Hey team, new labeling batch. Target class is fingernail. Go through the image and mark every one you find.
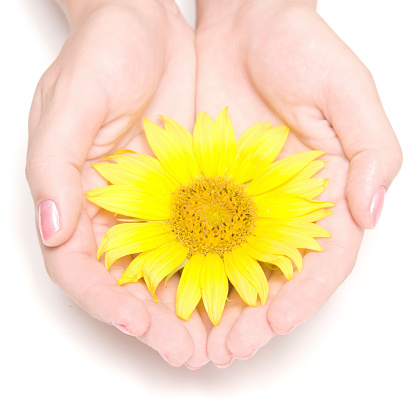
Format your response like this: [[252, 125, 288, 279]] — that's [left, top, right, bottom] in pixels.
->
[[214, 358, 234, 369], [111, 323, 136, 337], [234, 349, 258, 361], [273, 324, 297, 335], [38, 200, 60, 243], [160, 353, 183, 367], [370, 186, 386, 227], [185, 363, 201, 371]]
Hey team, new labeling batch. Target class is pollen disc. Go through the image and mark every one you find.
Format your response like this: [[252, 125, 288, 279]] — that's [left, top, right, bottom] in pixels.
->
[[169, 176, 257, 257]]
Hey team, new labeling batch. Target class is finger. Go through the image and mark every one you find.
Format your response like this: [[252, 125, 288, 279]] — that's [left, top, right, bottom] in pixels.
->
[[26, 71, 108, 247], [225, 271, 286, 360], [267, 201, 363, 333], [44, 209, 151, 337], [326, 60, 402, 229], [123, 281, 194, 367], [150, 275, 209, 369], [206, 289, 246, 367]]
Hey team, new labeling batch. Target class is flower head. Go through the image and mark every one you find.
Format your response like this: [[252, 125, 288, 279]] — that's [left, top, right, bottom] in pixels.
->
[[87, 109, 334, 325]]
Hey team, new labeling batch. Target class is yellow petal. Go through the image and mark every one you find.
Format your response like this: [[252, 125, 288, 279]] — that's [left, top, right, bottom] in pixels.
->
[[97, 222, 171, 260], [143, 241, 189, 295], [246, 151, 325, 196], [176, 254, 204, 321], [224, 251, 258, 306], [227, 124, 289, 183], [104, 232, 176, 269], [287, 160, 327, 182], [193, 108, 236, 177], [257, 218, 331, 238], [161, 115, 201, 179], [264, 178, 329, 200], [200, 253, 228, 326], [246, 236, 303, 271], [269, 256, 294, 280], [86, 184, 172, 220], [241, 241, 282, 263], [255, 194, 334, 219], [117, 250, 153, 285], [228, 247, 269, 305], [287, 209, 334, 223], [93, 161, 177, 193], [255, 222, 323, 251], [143, 117, 199, 185]]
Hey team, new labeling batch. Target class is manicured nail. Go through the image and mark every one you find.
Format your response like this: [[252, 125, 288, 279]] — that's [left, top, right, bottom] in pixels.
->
[[273, 324, 297, 335], [370, 186, 386, 227], [38, 200, 60, 243], [160, 353, 183, 367], [234, 349, 258, 361], [214, 358, 234, 369], [185, 363, 201, 371], [111, 323, 136, 337]]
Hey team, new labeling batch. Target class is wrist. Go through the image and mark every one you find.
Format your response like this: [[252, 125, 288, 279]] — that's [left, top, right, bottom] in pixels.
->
[[57, 0, 178, 28], [196, 0, 317, 27]]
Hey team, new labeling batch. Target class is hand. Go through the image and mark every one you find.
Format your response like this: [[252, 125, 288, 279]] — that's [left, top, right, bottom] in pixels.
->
[[26, 0, 208, 369], [195, 0, 402, 366]]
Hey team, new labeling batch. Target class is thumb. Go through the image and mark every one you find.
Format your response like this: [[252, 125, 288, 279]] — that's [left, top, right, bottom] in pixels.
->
[[327, 63, 402, 229], [26, 74, 108, 246]]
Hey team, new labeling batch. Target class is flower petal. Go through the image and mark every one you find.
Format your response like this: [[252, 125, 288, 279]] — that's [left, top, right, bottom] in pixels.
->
[[227, 124, 289, 183], [97, 222, 171, 260], [117, 250, 154, 285], [104, 232, 176, 269], [254, 194, 334, 219], [200, 253, 228, 326], [143, 241, 189, 296], [224, 251, 258, 306], [246, 151, 325, 196], [246, 236, 303, 271], [93, 161, 177, 193], [257, 219, 331, 238], [255, 221, 323, 251], [269, 256, 294, 280], [176, 254, 204, 321], [287, 209, 334, 223], [143, 117, 199, 185], [287, 160, 327, 182], [86, 184, 172, 220], [264, 178, 329, 200], [227, 247, 269, 305], [193, 108, 236, 177]]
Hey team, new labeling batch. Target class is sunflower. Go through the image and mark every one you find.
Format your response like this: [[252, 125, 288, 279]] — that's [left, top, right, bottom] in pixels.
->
[[86, 108, 334, 325]]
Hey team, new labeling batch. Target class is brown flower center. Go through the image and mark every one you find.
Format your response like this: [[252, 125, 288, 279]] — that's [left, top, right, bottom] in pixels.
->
[[168, 176, 257, 257]]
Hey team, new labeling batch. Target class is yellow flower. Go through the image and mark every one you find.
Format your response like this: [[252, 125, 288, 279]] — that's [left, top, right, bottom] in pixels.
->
[[87, 108, 334, 325]]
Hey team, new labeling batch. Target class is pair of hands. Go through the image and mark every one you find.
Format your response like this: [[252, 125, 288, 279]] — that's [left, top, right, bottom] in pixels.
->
[[26, 0, 402, 369]]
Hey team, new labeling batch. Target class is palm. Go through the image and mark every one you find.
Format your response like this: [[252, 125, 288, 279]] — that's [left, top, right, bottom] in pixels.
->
[[32, 5, 207, 368], [196, 4, 364, 363]]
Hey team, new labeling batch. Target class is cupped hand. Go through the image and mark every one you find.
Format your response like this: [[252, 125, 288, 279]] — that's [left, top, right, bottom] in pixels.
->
[[26, 0, 208, 369], [195, 0, 402, 366]]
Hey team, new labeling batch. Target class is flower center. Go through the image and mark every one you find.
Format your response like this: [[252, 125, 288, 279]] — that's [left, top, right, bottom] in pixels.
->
[[168, 176, 257, 257]]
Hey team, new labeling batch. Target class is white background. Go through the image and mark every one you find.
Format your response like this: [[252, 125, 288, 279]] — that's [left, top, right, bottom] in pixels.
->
[[1, 1, 416, 412]]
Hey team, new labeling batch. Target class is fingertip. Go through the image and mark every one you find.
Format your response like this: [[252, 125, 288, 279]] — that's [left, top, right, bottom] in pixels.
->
[[267, 278, 328, 334]]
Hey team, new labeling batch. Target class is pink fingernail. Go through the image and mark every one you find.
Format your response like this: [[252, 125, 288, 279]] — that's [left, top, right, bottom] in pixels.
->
[[185, 363, 201, 371], [160, 353, 183, 367], [214, 358, 234, 369], [38, 200, 60, 243], [111, 323, 136, 337], [273, 324, 297, 335], [370, 186, 386, 227], [234, 349, 258, 361]]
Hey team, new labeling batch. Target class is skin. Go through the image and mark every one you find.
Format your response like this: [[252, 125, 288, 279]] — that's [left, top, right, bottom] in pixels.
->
[[26, 0, 402, 368], [195, 0, 402, 365], [26, 0, 209, 369]]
